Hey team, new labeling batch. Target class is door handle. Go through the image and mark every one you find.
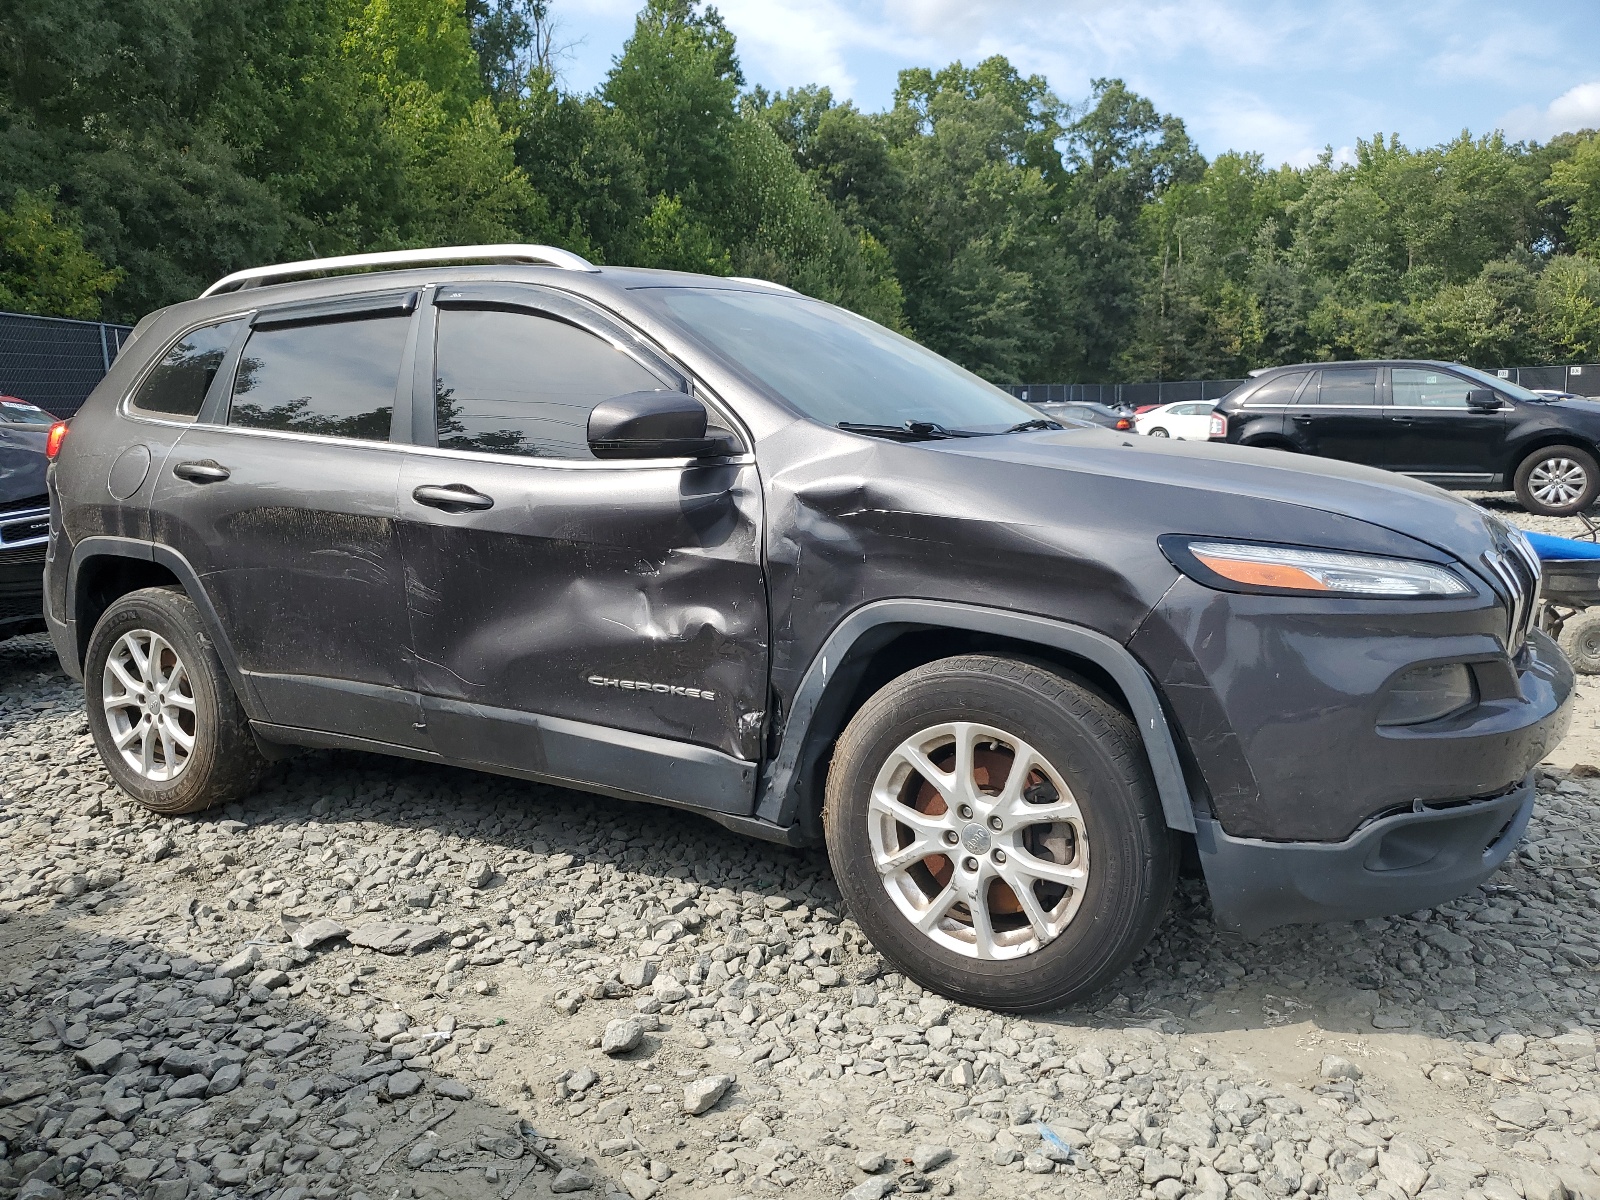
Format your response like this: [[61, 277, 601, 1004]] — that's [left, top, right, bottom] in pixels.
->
[[173, 460, 230, 484], [1389, 417, 1414, 425], [1291, 415, 1313, 424], [413, 484, 494, 512]]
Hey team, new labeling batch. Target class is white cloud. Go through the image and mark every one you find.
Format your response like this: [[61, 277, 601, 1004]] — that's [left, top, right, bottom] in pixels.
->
[[1501, 79, 1600, 141]]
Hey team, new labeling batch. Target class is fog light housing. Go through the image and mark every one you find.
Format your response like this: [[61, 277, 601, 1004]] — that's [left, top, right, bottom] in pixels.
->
[[1377, 664, 1476, 727]]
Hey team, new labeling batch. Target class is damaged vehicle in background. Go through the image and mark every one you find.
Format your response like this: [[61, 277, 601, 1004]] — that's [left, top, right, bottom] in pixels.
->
[[0, 396, 56, 640], [44, 246, 1571, 1012]]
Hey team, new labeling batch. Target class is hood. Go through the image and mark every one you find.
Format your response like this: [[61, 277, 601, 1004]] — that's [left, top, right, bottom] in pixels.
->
[[927, 427, 1505, 569]]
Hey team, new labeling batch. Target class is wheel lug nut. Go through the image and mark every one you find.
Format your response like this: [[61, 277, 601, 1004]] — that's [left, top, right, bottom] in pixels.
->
[[957, 805, 973, 820], [992, 849, 1007, 864], [963, 857, 978, 872], [987, 815, 1002, 831], [943, 830, 959, 845]]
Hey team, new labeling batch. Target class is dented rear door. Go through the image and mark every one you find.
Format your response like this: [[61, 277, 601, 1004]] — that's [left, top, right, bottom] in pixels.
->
[[149, 299, 423, 747], [394, 286, 769, 784]]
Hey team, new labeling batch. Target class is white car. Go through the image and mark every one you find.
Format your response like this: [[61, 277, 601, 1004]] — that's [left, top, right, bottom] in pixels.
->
[[1135, 400, 1215, 439]]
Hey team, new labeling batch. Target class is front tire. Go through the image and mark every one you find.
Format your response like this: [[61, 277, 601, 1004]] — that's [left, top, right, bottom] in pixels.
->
[[1147, 427, 1169, 438], [823, 655, 1177, 1012], [85, 586, 267, 815], [1515, 445, 1599, 516]]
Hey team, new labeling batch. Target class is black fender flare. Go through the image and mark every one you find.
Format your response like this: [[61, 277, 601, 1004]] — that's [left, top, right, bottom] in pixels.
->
[[63, 535, 262, 716], [753, 598, 1196, 834]]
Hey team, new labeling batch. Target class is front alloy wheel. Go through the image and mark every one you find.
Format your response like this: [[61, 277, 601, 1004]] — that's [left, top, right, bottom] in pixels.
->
[[1515, 445, 1600, 517], [825, 654, 1176, 1012], [868, 721, 1088, 960], [1530, 458, 1587, 507]]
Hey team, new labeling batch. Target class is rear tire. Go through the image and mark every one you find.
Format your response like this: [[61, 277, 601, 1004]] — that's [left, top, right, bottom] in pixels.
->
[[823, 654, 1177, 1012], [84, 586, 267, 815], [1515, 445, 1599, 516], [1559, 609, 1600, 674]]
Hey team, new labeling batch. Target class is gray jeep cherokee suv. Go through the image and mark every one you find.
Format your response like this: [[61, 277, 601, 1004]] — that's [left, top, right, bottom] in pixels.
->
[[44, 245, 1572, 1011]]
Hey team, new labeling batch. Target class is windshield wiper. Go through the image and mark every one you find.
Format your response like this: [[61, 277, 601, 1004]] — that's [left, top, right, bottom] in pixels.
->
[[1004, 418, 1062, 433], [837, 420, 982, 442]]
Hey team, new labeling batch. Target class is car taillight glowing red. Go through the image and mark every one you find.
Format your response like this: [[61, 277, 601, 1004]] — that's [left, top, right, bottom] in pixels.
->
[[1208, 412, 1226, 439], [45, 421, 68, 460], [1115, 418, 1132, 431]]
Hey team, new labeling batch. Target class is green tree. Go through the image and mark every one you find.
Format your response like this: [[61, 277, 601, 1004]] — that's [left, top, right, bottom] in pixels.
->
[[602, 0, 742, 208], [1549, 133, 1600, 255], [0, 190, 121, 318]]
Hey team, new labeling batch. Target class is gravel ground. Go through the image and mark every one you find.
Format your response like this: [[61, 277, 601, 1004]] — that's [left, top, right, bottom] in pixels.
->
[[5, 499, 1600, 1200]]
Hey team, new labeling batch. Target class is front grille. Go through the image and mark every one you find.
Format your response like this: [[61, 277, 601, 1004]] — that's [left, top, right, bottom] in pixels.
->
[[1482, 524, 1541, 653], [0, 493, 48, 515], [0, 505, 49, 551]]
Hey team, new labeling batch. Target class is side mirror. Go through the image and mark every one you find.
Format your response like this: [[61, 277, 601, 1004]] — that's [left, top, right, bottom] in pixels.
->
[[588, 390, 726, 459], [1466, 388, 1501, 412]]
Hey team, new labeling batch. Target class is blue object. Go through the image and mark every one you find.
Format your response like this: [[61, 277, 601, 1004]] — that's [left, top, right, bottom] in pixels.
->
[[1524, 531, 1600, 562], [1036, 1124, 1075, 1160]]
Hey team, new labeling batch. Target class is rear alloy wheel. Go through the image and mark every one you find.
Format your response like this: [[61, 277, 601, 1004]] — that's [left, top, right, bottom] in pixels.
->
[[1147, 427, 1170, 438], [102, 628, 196, 782], [1515, 445, 1600, 516], [824, 655, 1176, 1011], [85, 586, 267, 815], [1559, 609, 1600, 674]]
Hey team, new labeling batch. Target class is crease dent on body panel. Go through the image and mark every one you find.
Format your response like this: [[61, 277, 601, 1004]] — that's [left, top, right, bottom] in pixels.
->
[[410, 652, 482, 691]]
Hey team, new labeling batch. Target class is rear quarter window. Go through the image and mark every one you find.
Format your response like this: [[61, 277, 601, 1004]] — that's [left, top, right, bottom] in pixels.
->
[[129, 320, 245, 420], [1240, 372, 1307, 406]]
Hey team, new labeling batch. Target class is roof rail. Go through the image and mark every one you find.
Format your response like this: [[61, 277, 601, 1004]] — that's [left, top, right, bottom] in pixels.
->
[[200, 244, 600, 298], [728, 276, 800, 295]]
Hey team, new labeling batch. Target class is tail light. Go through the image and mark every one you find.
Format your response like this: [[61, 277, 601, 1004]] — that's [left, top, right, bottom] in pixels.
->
[[45, 421, 68, 460], [1115, 417, 1133, 431], [1208, 412, 1227, 439]]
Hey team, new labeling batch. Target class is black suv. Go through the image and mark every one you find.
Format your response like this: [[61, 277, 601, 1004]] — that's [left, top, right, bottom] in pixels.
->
[[1213, 359, 1600, 516], [44, 247, 1572, 1011], [1, 396, 56, 639]]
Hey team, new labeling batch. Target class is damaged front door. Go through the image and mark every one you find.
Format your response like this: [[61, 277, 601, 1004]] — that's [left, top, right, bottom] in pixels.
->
[[395, 286, 768, 813]]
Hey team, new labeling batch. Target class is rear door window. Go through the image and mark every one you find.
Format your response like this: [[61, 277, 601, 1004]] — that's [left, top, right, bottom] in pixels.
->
[[130, 320, 244, 420], [1242, 373, 1307, 406], [1317, 368, 1380, 406], [1392, 368, 1474, 409], [431, 307, 670, 459], [228, 317, 409, 441]]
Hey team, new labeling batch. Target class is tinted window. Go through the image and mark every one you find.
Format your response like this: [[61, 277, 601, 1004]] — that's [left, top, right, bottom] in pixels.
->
[[130, 320, 243, 419], [1243, 372, 1306, 406], [1317, 368, 1380, 406], [1392, 368, 1473, 409], [433, 308, 667, 459], [229, 317, 408, 441], [641, 287, 1041, 433]]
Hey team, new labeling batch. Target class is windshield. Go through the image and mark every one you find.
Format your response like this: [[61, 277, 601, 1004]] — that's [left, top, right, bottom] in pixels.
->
[[639, 287, 1043, 433], [1450, 365, 1543, 403], [0, 398, 53, 426]]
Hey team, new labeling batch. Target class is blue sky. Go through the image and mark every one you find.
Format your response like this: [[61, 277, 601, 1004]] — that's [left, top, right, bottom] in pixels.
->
[[550, 0, 1600, 168]]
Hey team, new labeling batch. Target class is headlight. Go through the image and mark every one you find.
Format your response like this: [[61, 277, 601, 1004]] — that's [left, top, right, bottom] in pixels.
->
[[1161, 537, 1474, 598], [1377, 663, 1476, 726]]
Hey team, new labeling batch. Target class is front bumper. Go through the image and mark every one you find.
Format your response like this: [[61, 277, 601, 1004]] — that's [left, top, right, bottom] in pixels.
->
[[1198, 773, 1534, 937]]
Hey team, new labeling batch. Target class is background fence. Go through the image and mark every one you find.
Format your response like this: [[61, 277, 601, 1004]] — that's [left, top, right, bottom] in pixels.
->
[[0, 311, 135, 418], [1003, 363, 1600, 408]]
